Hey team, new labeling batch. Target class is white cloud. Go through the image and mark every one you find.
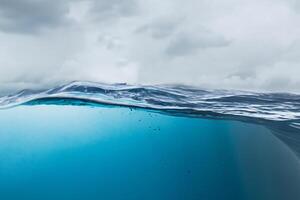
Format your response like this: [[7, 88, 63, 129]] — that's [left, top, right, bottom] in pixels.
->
[[0, 0, 300, 94]]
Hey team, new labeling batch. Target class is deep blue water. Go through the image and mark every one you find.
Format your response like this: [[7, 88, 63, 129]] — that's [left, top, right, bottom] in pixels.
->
[[0, 82, 300, 200]]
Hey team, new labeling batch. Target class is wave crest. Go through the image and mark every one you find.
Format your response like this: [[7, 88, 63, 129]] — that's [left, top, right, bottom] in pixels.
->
[[1, 81, 300, 123]]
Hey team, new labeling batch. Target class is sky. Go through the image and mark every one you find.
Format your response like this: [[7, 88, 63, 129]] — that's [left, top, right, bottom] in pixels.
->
[[0, 0, 300, 94]]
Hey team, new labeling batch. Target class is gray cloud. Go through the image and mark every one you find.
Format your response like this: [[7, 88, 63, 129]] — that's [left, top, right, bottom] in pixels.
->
[[90, 0, 138, 21], [0, 0, 71, 33], [135, 18, 181, 39], [165, 31, 231, 57], [0, 0, 300, 94]]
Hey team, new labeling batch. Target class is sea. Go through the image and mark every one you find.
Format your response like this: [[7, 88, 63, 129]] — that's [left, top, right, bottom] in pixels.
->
[[0, 81, 300, 200]]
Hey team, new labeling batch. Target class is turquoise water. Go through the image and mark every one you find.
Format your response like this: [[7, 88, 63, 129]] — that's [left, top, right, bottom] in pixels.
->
[[0, 105, 300, 200]]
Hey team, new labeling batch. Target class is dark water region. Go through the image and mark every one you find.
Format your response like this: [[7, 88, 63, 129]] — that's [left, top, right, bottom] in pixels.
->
[[0, 105, 300, 200]]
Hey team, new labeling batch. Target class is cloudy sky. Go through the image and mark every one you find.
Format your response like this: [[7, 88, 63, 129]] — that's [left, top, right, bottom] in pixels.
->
[[0, 0, 300, 94]]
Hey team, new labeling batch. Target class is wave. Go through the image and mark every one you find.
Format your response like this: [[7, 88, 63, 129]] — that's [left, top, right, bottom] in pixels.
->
[[1, 81, 300, 156], [1, 81, 300, 123]]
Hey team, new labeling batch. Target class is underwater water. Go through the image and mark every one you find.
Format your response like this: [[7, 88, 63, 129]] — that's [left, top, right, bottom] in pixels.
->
[[0, 81, 300, 200]]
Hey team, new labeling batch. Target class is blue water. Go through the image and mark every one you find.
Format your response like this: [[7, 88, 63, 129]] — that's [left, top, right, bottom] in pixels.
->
[[0, 82, 300, 200]]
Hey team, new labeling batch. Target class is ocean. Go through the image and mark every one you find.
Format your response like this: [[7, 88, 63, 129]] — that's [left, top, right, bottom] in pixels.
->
[[0, 81, 300, 200]]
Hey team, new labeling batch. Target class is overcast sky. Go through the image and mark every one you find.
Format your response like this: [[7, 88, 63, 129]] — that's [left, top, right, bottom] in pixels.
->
[[0, 0, 300, 94]]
